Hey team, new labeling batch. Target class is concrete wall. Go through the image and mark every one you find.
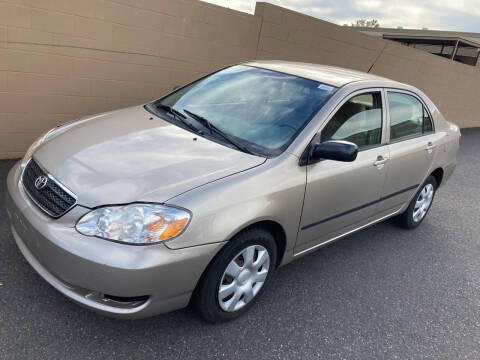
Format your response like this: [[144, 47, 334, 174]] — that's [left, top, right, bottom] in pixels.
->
[[0, 0, 478, 158], [0, 0, 260, 158]]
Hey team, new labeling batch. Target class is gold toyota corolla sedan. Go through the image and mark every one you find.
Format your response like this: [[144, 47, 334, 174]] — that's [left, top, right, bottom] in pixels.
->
[[6, 61, 460, 322]]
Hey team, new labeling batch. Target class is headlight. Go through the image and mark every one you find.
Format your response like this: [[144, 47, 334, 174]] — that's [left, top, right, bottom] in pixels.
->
[[75, 204, 191, 245]]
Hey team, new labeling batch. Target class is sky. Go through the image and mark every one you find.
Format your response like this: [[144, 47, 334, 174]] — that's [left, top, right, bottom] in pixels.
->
[[201, 0, 480, 32]]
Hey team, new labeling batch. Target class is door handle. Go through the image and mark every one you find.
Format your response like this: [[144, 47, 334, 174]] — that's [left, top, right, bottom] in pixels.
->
[[373, 155, 388, 169], [426, 142, 436, 154]]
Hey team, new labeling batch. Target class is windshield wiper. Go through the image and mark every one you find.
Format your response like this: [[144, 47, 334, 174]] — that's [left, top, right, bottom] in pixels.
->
[[183, 109, 252, 154], [156, 104, 202, 134]]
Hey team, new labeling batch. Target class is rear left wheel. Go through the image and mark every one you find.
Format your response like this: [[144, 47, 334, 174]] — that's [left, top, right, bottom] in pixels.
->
[[193, 227, 277, 323], [395, 175, 437, 229]]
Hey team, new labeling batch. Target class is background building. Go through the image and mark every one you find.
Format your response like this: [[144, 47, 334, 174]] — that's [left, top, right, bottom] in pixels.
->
[[358, 27, 480, 67]]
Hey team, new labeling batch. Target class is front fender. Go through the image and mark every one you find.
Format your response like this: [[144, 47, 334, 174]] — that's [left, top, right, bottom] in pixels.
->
[[164, 155, 306, 265]]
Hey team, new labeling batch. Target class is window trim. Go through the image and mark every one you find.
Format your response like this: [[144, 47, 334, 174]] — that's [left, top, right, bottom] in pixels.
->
[[384, 88, 436, 144], [422, 106, 434, 134], [317, 88, 387, 152]]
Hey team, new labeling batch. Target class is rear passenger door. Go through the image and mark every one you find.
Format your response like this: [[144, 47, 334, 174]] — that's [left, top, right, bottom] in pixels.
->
[[376, 90, 438, 214]]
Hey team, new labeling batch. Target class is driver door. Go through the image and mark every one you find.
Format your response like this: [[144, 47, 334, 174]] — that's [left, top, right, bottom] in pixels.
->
[[295, 89, 389, 254]]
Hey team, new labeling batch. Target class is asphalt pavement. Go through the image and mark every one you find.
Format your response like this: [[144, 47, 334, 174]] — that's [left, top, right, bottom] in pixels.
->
[[1, 129, 479, 359]]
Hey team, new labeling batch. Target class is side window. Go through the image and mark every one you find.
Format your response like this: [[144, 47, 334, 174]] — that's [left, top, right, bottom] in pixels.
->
[[321, 92, 382, 149], [388, 92, 433, 141]]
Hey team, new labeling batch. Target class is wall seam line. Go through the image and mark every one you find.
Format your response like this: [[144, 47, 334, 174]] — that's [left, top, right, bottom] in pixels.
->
[[254, 11, 265, 60], [5, 41, 197, 64], [367, 41, 388, 73]]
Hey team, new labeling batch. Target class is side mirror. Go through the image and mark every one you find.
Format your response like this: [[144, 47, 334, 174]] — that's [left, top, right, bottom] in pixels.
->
[[301, 140, 358, 165]]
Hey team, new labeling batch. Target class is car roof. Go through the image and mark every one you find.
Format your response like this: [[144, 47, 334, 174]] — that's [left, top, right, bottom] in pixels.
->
[[244, 60, 397, 88]]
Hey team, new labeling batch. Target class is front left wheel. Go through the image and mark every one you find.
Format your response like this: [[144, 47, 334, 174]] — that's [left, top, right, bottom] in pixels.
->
[[193, 227, 277, 323]]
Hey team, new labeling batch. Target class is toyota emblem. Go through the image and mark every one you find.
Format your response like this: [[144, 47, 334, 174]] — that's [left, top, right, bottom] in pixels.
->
[[34, 175, 49, 190]]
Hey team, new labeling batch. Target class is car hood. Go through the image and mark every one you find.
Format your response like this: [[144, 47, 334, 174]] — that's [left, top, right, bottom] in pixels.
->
[[33, 106, 266, 208]]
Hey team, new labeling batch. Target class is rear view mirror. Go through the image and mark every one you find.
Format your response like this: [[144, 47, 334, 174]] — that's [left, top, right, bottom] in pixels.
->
[[302, 140, 358, 165]]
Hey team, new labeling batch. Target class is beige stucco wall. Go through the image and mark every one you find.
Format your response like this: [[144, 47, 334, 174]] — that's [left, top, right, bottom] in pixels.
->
[[0, 0, 477, 158], [0, 0, 261, 158]]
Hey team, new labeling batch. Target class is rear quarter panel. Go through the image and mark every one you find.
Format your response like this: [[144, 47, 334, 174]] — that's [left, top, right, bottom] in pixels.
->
[[423, 95, 460, 187]]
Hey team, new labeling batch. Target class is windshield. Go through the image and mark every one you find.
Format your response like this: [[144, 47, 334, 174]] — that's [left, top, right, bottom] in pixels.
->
[[149, 65, 337, 157]]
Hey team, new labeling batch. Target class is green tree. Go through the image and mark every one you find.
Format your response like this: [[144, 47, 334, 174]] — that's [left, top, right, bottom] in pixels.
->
[[351, 19, 380, 28]]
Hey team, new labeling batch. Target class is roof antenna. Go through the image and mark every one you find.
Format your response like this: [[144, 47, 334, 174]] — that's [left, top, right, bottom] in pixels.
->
[[367, 63, 374, 73]]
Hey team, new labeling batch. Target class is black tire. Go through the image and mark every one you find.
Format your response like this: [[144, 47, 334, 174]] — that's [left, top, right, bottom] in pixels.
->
[[395, 175, 437, 229], [193, 226, 277, 323]]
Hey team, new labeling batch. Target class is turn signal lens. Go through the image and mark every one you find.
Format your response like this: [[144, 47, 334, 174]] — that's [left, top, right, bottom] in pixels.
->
[[159, 218, 189, 240]]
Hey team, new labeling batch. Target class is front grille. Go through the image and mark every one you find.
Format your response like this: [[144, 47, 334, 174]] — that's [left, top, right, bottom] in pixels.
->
[[22, 159, 77, 218]]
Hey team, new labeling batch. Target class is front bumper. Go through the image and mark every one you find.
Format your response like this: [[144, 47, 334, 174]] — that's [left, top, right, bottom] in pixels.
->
[[6, 162, 225, 319]]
